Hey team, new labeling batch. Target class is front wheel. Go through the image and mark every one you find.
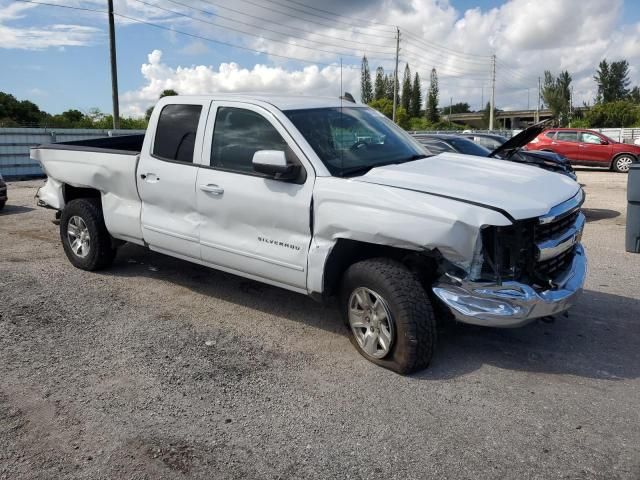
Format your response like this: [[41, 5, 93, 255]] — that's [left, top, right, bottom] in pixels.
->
[[341, 258, 436, 374], [612, 154, 634, 173], [60, 198, 116, 271]]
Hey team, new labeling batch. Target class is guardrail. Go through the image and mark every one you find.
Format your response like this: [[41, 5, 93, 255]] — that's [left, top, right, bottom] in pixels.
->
[[0, 128, 145, 178]]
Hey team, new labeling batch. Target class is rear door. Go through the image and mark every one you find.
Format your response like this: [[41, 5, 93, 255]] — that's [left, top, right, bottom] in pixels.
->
[[195, 102, 314, 291], [552, 130, 581, 161], [137, 100, 209, 258], [578, 131, 612, 165]]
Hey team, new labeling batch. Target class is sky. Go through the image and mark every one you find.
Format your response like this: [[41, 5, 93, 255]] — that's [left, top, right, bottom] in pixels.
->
[[1, 0, 640, 118]]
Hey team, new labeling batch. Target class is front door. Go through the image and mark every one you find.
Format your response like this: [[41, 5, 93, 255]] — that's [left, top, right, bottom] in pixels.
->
[[196, 102, 314, 291], [578, 131, 612, 166], [137, 101, 209, 258]]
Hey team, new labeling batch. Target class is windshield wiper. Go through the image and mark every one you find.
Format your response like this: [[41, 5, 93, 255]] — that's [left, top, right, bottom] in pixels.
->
[[339, 154, 429, 177]]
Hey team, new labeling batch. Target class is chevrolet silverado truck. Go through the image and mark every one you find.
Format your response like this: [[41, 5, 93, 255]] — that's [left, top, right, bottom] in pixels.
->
[[32, 95, 587, 373]]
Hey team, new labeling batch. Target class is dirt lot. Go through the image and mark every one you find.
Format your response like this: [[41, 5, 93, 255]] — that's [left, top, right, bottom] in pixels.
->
[[1, 170, 639, 479]]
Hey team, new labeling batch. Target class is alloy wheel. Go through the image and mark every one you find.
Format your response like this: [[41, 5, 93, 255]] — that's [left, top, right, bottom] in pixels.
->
[[67, 215, 91, 258], [348, 287, 395, 359]]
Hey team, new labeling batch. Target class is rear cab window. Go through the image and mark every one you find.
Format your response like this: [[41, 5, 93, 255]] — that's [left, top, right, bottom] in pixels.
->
[[153, 104, 203, 163]]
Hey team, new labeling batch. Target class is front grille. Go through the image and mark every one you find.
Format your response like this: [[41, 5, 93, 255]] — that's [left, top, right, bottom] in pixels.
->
[[536, 245, 575, 279], [480, 205, 582, 288], [535, 209, 579, 243]]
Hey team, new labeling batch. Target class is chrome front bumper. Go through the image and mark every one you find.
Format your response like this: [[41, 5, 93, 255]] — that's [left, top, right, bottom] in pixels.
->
[[432, 244, 587, 328]]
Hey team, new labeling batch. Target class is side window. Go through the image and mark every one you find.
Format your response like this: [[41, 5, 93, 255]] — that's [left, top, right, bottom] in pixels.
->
[[556, 131, 578, 142], [211, 107, 288, 174], [419, 140, 454, 154], [545, 131, 556, 139], [153, 104, 202, 163], [581, 132, 602, 144]]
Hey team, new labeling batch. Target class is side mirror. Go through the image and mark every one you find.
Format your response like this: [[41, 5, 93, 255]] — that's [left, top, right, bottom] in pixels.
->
[[252, 150, 299, 180]]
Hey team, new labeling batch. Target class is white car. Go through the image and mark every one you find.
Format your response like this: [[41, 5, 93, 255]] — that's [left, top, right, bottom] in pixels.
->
[[32, 95, 586, 373]]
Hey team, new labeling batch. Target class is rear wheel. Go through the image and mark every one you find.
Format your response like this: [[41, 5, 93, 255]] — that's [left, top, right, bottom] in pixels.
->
[[60, 198, 116, 271], [612, 154, 634, 173], [341, 258, 436, 374], [0, 200, 5, 211]]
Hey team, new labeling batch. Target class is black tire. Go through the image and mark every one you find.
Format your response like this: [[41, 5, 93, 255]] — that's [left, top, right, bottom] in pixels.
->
[[340, 258, 436, 374], [60, 198, 116, 271], [612, 154, 635, 173], [0, 200, 5, 211]]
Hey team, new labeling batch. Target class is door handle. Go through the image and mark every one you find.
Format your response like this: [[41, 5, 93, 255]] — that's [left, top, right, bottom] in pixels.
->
[[199, 184, 224, 195], [141, 173, 160, 182]]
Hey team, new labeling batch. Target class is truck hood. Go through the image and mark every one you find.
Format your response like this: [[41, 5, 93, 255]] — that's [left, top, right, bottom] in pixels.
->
[[353, 153, 581, 221]]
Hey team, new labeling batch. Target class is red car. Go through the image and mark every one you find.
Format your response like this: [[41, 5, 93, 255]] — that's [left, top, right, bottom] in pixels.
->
[[526, 128, 640, 173]]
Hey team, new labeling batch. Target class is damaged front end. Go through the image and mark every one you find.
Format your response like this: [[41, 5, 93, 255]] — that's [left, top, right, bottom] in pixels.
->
[[432, 191, 587, 327]]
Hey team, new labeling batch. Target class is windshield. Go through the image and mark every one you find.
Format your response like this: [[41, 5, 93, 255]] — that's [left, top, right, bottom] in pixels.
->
[[284, 107, 431, 176], [446, 137, 491, 156]]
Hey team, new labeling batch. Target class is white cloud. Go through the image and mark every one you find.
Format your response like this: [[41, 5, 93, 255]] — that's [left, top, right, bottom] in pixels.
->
[[6, 0, 640, 112], [121, 49, 359, 117]]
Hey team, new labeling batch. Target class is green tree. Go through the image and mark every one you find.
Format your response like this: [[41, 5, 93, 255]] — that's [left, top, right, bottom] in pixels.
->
[[584, 100, 640, 127], [594, 59, 630, 103], [426, 68, 439, 123], [0, 92, 47, 125], [396, 106, 410, 130], [160, 89, 179, 98], [446, 102, 471, 114], [373, 66, 386, 100], [628, 86, 640, 104], [360, 56, 373, 104], [542, 70, 572, 125], [368, 98, 394, 119], [410, 72, 422, 117], [400, 63, 412, 113]]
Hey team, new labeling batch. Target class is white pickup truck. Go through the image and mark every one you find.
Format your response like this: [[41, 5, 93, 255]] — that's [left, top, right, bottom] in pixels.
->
[[32, 95, 586, 373]]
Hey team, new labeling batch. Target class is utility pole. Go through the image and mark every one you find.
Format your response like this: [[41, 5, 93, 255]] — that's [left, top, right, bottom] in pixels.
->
[[536, 76, 541, 123], [489, 54, 496, 130], [481, 86, 484, 111], [527, 88, 530, 110], [392, 27, 400, 123], [569, 86, 574, 127], [107, 0, 120, 130], [449, 96, 453, 126]]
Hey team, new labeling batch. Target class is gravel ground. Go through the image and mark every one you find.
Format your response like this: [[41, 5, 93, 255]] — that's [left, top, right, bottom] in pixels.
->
[[1, 170, 639, 480]]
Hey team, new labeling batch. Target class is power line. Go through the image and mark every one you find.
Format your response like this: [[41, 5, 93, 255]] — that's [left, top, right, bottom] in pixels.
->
[[276, 0, 395, 30], [131, 0, 395, 60], [16, 0, 395, 70], [15, 0, 106, 14], [402, 43, 491, 68], [399, 54, 491, 80], [274, 0, 495, 68], [157, 0, 396, 55], [165, 0, 395, 50], [116, 11, 378, 68], [202, 0, 396, 39], [402, 30, 492, 60], [240, 0, 396, 34]]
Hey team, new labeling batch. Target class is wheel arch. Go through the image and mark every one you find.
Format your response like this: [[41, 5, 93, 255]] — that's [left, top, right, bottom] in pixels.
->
[[611, 151, 638, 169], [62, 184, 101, 204], [320, 238, 439, 298]]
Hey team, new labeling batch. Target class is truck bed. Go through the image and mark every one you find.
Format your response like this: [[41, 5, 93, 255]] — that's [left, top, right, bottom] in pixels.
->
[[32, 135, 145, 245], [37, 134, 145, 155]]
